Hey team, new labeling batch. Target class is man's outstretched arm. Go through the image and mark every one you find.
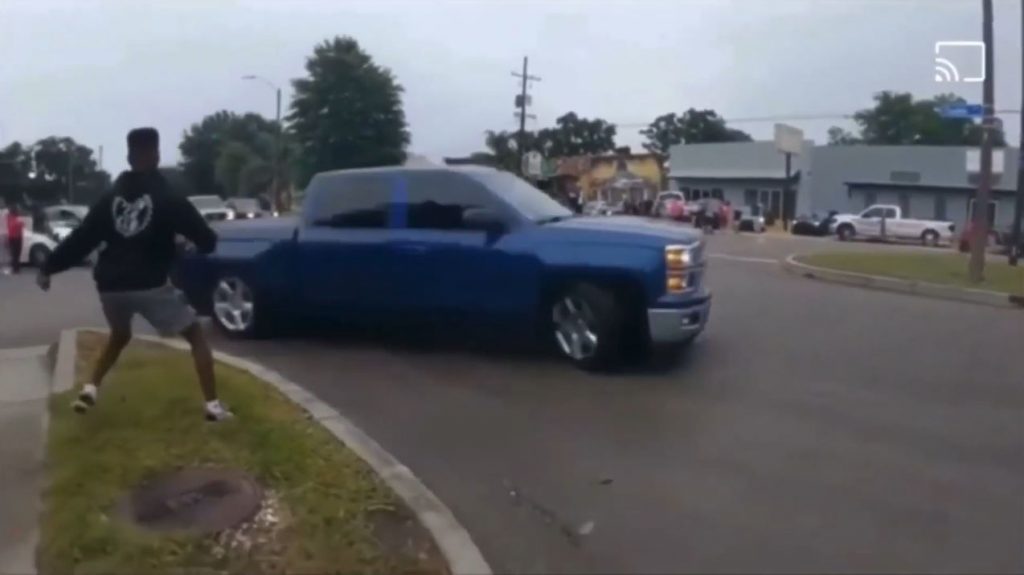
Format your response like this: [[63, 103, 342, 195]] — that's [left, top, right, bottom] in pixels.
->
[[40, 200, 106, 278]]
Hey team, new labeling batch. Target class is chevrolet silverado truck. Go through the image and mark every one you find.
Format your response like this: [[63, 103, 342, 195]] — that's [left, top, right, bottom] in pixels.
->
[[832, 204, 955, 247], [174, 166, 711, 370]]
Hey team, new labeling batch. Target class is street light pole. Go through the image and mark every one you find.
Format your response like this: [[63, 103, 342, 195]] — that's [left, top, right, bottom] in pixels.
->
[[969, 0, 996, 282], [1010, 0, 1024, 266], [243, 75, 284, 212]]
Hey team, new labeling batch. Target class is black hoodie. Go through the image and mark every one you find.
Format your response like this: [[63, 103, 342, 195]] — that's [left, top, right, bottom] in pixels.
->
[[43, 170, 217, 293]]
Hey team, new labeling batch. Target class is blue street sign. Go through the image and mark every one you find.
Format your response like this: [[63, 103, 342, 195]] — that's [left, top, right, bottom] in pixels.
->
[[937, 103, 984, 119]]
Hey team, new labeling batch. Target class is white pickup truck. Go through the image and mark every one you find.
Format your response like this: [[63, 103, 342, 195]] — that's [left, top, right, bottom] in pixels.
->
[[831, 204, 955, 247]]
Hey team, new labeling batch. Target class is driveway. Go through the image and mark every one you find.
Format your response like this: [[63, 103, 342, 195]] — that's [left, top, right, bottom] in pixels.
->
[[2, 236, 1022, 573]]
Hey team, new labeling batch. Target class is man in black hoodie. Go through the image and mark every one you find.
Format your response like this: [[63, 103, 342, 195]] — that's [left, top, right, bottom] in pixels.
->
[[37, 128, 233, 421]]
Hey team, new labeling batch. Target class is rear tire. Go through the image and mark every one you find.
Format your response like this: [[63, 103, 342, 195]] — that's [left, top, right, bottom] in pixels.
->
[[550, 283, 626, 371], [28, 244, 50, 268], [836, 224, 854, 241]]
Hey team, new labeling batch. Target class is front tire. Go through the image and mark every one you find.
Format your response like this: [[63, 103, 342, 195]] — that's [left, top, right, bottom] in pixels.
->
[[210, 276, 267, 338], [551, 283, 626, 371], [28, 244, 50, 268], [836, 224, 855, 241]]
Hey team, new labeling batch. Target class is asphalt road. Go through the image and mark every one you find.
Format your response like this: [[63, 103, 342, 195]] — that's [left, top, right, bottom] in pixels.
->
[[2, 233, 1022, 573]]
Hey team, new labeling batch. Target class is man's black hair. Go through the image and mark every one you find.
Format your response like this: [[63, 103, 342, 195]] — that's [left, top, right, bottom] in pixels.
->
[[127, 127, 159, 153]]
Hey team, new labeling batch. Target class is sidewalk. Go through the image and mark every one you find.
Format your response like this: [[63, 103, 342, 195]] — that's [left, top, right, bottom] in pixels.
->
[[0, 346, 51, 575]]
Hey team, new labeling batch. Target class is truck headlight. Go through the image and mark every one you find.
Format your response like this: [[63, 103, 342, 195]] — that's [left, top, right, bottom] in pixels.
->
[[665, 245, 691, 269], [226, 211, 236, 220]]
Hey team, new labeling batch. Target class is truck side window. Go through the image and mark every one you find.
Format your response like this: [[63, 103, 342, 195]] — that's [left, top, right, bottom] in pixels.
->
[[883, 207, 898, 219], [311, 175, 389, 229], [861, 207, 884, 218], [405, 173, 492, 231]]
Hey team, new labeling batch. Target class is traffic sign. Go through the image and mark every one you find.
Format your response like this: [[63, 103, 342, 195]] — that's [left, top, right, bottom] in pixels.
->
[[938, 103, 984, 119]]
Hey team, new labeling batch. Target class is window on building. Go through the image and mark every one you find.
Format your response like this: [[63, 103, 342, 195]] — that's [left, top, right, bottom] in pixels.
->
[[711, 188, 724, 200], [863, 191, 877, 209], [968, 199, 998, 227], [744, 189, 757, 206], [898, 193, 911, 217], [934, 195, 947, 220], [890, 171, 921, 183], [679, 187, 690, 200]]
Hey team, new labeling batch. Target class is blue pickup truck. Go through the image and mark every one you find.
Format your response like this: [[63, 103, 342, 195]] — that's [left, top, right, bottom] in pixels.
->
[[174, 166, 710, 370]]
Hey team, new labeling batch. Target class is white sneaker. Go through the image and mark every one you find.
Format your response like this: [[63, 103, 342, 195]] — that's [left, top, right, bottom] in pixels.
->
[[72, 384, 98, 414], [205, 403, 234, 422]]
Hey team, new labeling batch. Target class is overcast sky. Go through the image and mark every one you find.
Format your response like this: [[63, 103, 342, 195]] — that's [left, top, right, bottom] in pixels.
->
[[1, 0, 1021, 174]]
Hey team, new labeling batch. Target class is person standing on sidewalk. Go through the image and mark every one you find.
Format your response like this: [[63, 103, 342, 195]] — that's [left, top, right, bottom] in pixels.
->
[[35, 127, 233, 422], [5, 205, 25, 274]]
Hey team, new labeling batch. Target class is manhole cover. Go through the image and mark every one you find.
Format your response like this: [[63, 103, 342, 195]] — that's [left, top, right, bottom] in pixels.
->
[[118, 468, 263, 534]]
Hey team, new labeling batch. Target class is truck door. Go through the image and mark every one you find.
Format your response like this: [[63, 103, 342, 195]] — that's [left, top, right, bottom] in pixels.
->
[[855, 206, 886, 237], [384, 171, 540, 331], [295, 174, 402, 323]]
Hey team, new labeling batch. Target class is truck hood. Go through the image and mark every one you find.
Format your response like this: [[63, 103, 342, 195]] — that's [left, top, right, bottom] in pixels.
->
[[538, 215, 703, 247]]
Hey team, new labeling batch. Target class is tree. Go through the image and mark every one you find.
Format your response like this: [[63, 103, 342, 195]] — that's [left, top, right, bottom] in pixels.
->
[[483, 130, 526, 172], [0, 137, 110, 205], [288, 36, 410, 186], [537, 112, 617, 157], [850, 91, 1005, 146], [640, 109, 752, 154], [826, 126, 860, 146], [179, 111, 281, 197]]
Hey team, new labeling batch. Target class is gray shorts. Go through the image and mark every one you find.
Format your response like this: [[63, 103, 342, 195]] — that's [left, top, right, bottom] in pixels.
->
[[99, 285, 197, 337]]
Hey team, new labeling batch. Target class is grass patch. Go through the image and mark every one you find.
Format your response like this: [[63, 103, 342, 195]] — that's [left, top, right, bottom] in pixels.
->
[[798, 251, 1024, 296], [40, 331, 447, 575]]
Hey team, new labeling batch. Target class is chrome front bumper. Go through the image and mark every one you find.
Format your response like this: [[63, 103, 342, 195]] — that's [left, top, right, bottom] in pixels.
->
[[647, 294, 712, 344]]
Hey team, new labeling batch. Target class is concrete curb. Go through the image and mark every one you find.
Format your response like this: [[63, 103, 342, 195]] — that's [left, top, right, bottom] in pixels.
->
[[781, 254, 1024, 309], [54, 328, 492, 575]]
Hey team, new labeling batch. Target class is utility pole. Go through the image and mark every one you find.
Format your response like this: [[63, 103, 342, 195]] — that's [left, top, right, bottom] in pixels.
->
[[511, 57, 540, 175], [67, 145, 74, 204], [273, 86, 282, 212], [1009, 0, 1024, 266], [969, 0, 996, 282]]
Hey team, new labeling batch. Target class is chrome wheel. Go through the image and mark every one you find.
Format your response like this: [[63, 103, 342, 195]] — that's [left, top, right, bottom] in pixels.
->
[[552, 296, 599, 361], [212, 278, 254, 333]]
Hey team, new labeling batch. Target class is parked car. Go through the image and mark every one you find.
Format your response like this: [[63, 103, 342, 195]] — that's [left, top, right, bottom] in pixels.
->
[[654, 191, 685, 219], [0, 211, 59, 268], [188, 195, 236, 222], [226, 197, 271, 219], [957, 220, 1011, 253], [790, 211, 838, 237], [44, 205, 90, 242], [583, 200, 619, 217], [831, 204, 955, 246], [174, 166, 712, 370], [734, 203, 767, 233]]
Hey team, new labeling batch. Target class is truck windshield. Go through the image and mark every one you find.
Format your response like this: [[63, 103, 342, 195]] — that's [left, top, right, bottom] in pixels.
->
[[469, 171, 573, 223]]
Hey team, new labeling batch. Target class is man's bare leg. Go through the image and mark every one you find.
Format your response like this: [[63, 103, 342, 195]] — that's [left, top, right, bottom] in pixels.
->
[[74, 329, 131, 413], [180, 322, 216, 402], [90, 329, 132, 387]]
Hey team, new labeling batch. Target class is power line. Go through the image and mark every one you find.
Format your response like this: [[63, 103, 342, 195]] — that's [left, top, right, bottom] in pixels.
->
[[612, 109, 1024, 130]]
